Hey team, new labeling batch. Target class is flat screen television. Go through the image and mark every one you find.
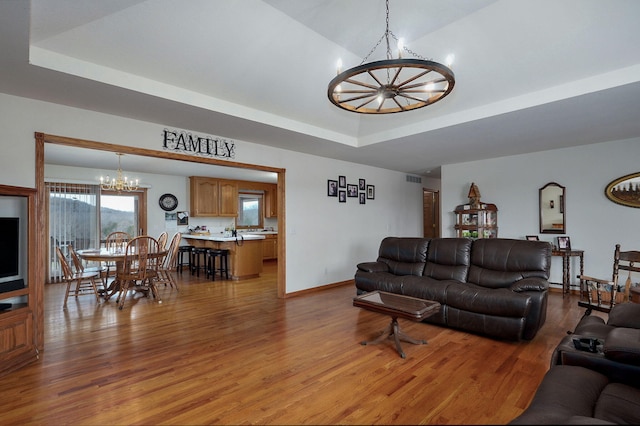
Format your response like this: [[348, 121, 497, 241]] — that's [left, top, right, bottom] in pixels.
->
[[0, 217, 19, 279]]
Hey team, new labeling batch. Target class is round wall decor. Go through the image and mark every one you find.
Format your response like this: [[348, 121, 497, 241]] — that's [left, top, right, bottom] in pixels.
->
[[159, 193, 178, 211]]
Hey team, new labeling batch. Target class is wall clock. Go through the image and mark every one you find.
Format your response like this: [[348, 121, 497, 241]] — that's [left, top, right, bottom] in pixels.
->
[[159, 193, 178, 211]]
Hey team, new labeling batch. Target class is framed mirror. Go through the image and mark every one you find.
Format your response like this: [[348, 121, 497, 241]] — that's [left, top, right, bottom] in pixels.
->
[[605, 171, 640, 208], [539, 182, 565, 234]]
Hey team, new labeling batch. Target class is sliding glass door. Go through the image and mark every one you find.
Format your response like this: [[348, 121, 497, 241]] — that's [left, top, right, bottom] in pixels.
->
[[46, 184, 147, 282]]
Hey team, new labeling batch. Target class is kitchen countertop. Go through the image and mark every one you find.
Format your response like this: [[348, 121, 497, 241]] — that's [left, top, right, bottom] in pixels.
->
[[182, 233, 266, 242]]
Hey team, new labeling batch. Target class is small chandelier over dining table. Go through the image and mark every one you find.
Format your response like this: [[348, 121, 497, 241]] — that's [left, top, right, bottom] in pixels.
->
[[100, 153, 139, 192], [327, 0, 455, 114]]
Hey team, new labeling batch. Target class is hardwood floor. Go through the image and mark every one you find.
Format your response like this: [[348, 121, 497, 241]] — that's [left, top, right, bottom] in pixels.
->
[[0, 263, 604, 425]]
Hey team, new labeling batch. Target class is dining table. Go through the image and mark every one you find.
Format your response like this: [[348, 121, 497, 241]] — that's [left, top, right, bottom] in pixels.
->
[[77, 247, 168, 300]]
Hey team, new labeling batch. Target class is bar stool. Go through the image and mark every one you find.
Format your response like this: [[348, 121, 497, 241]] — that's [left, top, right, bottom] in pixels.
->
[[190, 247, 210, 277], [207, 248, 230, 280], [177, 245, 193, 274]]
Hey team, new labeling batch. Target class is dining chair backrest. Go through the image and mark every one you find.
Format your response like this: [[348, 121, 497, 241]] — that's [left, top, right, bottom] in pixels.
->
[[68, 244, 83, 273], [56, 246, 75, 280], [106, 231, 131, 254], [157, 231, 168, 251], [163, 232, 182, 269], [122, 235, 161, 281]]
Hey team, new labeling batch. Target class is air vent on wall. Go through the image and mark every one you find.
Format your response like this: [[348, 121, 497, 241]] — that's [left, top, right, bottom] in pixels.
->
[[406, 175, 422, 183]]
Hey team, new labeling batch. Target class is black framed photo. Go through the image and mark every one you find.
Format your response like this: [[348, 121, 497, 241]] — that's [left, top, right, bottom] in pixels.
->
[[359, 179, 366, 190], [339, 190, 346, 202], [177, 211, 189, 226], [347, 184, 358, 197], [338, 175, 346, 188], [526, 235, 539, 241], [557, 236, 571, 250], [359, 193, 366, 204], [327, 179, 338, 197], [366, 185, 375, 200]]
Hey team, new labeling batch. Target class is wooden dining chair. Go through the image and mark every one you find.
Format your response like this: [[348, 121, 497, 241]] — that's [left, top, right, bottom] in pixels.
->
[[155, 232, 181, 290], [68, 244, 108, 289], [104, 231, 131, 280], [157, 231, 168, 251], [116, 235, 162, 310], [56, 246, 101, 309]]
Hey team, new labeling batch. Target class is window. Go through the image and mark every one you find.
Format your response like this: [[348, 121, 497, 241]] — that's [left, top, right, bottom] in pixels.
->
[[237, 192, 263, 229], [100, 192, 140, 240]]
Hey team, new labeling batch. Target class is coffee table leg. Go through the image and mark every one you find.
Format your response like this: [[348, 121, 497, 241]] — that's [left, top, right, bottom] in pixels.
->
[[361, 320, 394, 346], [361, 316, 427, 359]]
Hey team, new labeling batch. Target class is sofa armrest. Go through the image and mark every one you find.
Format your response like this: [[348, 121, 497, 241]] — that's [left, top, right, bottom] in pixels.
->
[[510, 277, 549, 292], [356, 261, 389, 273], [607, 303, 640, 329], [604, 328, 640, 366]]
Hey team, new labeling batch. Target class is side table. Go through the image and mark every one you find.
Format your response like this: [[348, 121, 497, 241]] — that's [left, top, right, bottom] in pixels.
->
[[552, 249, 584, 296]]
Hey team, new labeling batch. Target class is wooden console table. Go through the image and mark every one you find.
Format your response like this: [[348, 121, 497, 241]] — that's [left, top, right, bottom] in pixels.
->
[[552, 249, 584, 296]]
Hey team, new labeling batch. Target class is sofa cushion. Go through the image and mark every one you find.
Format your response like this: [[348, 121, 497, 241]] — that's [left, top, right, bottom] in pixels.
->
[[468, 239, 551, 289], [445, 283, 532, 317], [377, 237, 429, 276], [573, 315, 612, 339], [603, 327, 640, 366], [509, 365, 610, 425], [594, 382, 640, 424], [607, 302, 640, 328], [423, 238, 471, 281], [401, 275, 455, 304]]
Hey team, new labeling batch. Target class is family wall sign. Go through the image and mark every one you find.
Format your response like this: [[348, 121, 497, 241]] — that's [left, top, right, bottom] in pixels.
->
[[162, 128, 236, 160]]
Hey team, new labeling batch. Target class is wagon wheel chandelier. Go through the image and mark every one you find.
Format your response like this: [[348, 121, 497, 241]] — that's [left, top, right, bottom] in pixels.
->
[[327, 0, 455, 114]]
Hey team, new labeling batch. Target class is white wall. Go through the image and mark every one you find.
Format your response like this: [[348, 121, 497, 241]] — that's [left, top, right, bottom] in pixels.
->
[[441, 138, 640, 288], [1, 93, 425, 294]]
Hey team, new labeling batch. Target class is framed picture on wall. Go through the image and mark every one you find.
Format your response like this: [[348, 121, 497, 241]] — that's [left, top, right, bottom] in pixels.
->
[[347, 184, 358, 197], [366, 185, 375, 200], [327, 179, 338, 197], [557, 236, 571, 250], [338, 175, 346, 188], [339, 190, 346, 202], [359, 193, 366, 204], [177, 211, 189, 226], [359, 179, 366, 190]]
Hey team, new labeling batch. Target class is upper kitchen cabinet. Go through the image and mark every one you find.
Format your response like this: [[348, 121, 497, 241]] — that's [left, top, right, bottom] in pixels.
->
[[190, 177, 238, 217], [264, 184, 277, 218]]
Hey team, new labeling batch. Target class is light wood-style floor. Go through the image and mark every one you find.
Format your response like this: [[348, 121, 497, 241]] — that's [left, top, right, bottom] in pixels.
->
[[0, 262, 604, 425]]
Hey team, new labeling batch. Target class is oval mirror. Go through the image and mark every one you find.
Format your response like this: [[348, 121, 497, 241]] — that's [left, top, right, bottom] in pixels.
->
[[605, 171, 640, 208], [539, 182, 565, 234]]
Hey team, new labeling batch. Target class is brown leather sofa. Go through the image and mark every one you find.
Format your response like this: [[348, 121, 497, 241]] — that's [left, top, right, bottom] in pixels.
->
[[509, 303, 640, 424], [355, 237, 552, 341]]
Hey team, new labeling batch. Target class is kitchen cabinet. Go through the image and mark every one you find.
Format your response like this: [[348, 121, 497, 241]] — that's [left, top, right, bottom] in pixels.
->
[[264, 184, 277, 218], [189, 177, 238, 217], [454, 203, 498, 239], [262, 234, 277, 260], [0, 184, 38, 377]]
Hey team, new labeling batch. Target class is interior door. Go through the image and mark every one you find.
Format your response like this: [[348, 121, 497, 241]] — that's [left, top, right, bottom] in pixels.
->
[[423, 188, 440, 238]]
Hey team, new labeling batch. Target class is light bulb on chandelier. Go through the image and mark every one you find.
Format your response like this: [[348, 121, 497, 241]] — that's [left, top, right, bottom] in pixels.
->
[[99, 153, 139, 192]]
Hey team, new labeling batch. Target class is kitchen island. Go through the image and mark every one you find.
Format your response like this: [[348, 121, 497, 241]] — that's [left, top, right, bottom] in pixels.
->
[[181, 233, 266, 280]]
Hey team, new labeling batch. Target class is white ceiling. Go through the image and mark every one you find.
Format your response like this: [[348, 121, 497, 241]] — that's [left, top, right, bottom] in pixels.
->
[[2, 0, 640, 180]]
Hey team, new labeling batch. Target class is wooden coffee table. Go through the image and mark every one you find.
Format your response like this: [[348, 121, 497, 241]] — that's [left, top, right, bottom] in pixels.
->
[[353, 291, 441, 358]]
